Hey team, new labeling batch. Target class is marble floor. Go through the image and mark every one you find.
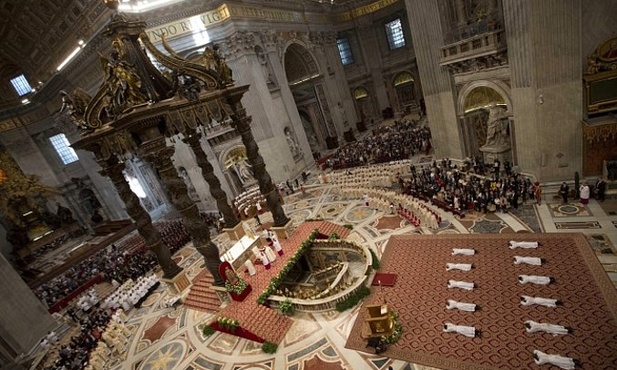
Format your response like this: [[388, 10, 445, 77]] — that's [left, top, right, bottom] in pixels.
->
[[102, 176, 617, 370]]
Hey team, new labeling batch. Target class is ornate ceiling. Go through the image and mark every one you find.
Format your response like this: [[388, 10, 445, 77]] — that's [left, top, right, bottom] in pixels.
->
[[0, 0, 375, 112]]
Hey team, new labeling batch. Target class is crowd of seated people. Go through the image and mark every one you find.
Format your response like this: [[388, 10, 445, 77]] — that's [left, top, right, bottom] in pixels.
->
[[42, 309, 112, 370], [325, 119, 431, 170], [401, 158, 535, 216], [233, 185, 266, 219], [35, 220, 190, 309]]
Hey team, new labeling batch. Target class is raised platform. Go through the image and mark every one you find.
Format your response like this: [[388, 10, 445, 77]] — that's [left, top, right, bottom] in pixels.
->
[[204, 221, 351, 344], [345, 233, 617, 370]]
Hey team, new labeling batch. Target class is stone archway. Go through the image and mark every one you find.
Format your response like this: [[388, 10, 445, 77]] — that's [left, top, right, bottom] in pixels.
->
[[457, 82, 514, 165], [283, 42, 336, 150], [392, 71, 417, 113]]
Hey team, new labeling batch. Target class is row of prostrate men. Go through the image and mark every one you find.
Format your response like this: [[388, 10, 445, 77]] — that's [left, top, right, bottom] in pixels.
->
[[442, 240, 580, 370]]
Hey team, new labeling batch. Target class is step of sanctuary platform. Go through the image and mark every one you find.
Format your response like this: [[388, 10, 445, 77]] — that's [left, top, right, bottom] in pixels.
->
[[184, 270, 222, 312]]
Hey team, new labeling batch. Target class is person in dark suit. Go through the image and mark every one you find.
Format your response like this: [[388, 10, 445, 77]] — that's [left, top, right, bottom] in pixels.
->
[[596, 178, 606, 202], [559, 182, 569, 204]]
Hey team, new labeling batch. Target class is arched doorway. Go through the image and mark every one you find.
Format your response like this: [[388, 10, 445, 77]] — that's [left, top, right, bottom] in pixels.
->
[[393, 71, 417, 113], [284, 43, 337, 150], [458, 84, 513, 164], [353, 86, 376, 124]]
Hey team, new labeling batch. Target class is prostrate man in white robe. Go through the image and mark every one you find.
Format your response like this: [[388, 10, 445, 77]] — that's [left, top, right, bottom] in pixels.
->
[[443, 323, 476, 338], [447, 280, 475, 290], [533, 350, 578, 369], [446, 300, 477, 312], [520, 296, 560, 307], [446, 263, 473, 271], [514, 256, 543, 265], [452, 248, 475, 255], [524, 320, 571, 335], [518, 275, 554, 285], [509, 241, 539, 249]]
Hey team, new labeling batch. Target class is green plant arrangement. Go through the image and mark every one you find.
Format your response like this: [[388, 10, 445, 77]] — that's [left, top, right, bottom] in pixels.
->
[[344, 224, 353, 230], [225, 277, 248, 294], [202, 325, 215, 336], [262, 341, 278, 354], [335, 285, 371, 312], [381, 311, 403, 345], [278, 298, 295, 316], [216, 317, 239, 331], [329, 232, 340, 240], [258, 229, 320, 305], [369, 248, 380, 269]]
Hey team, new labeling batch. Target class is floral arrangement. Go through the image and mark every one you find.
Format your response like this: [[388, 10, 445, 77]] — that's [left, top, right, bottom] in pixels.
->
[[202, 325, 215, 336], [369, 248, 380, 269], [278, 298, 295, 316], [225, 277, 248, 294], [381, 311, 403, 345], [216, 317, 239, 331], [262, 341, 278, 353], [257, 229, 319, 305], [335, 285, 370, 312]]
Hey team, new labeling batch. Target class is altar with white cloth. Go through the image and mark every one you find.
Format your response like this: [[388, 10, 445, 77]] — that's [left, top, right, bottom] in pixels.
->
[[220, 235, 261, 270]]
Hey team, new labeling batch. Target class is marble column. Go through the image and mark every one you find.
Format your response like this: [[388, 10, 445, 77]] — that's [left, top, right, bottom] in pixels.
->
[[100, 156, 182, 279], [143, 141, 223, 285], [225, 97, 289, 227], [502, 0, 582, 180], [0, 253, 55, 363], [404, 0, 464, 160], [183, 129, 239, 228]]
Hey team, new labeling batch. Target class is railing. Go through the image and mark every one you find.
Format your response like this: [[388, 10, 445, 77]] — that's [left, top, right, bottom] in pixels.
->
[[268, 275, 369, 313], [266, 240, 374, 312], [440, 29, 506, 66]]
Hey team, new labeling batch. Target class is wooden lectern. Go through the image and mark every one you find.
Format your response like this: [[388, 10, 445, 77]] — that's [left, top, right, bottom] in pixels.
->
[[362, 304, 394, 339]]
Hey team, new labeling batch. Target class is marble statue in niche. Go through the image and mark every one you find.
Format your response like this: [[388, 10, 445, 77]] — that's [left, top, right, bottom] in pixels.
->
[[284, 127, 302, 158]]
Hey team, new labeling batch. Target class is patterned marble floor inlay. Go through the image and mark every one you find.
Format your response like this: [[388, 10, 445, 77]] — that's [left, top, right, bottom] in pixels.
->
[[549, 202, 593, 217], [138, 342, 185, 370], [555, 221, 602, 229], [469, 218, 507, 234]]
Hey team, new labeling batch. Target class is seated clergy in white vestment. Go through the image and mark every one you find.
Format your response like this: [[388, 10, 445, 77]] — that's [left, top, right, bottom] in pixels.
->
[[533, 350, 577, 369], [447, 280, 475, 290], [520, 295, 559, 307], [446, 263, 473, 271], [518, 275, 553, 285], [452, 248, 475, 255], [514, 256, 543, 265], [443, 322, 476, 338], [509, 241, 539, 249], [244, 259, 256, 276], [446, 299, 477, 312], [524, 320, 570, 335]]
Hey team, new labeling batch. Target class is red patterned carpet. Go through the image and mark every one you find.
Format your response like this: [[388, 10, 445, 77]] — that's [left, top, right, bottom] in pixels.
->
[[345, 233, 617, 370]]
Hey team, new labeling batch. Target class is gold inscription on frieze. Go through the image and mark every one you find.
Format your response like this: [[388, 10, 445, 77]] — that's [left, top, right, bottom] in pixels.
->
[[145, 0, 400, 42]]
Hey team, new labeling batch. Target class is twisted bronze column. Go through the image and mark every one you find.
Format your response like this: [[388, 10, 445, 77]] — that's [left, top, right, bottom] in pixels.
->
[[144, 141, 224, 285], [182, 130, 239, 228], [100, 156, 183, 279], [226, 101, 289, 227]]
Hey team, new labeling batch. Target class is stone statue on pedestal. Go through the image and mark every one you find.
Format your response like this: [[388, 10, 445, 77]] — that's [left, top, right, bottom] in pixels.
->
[[484, 105, 511, 147], [480, 105, 513, 165]]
